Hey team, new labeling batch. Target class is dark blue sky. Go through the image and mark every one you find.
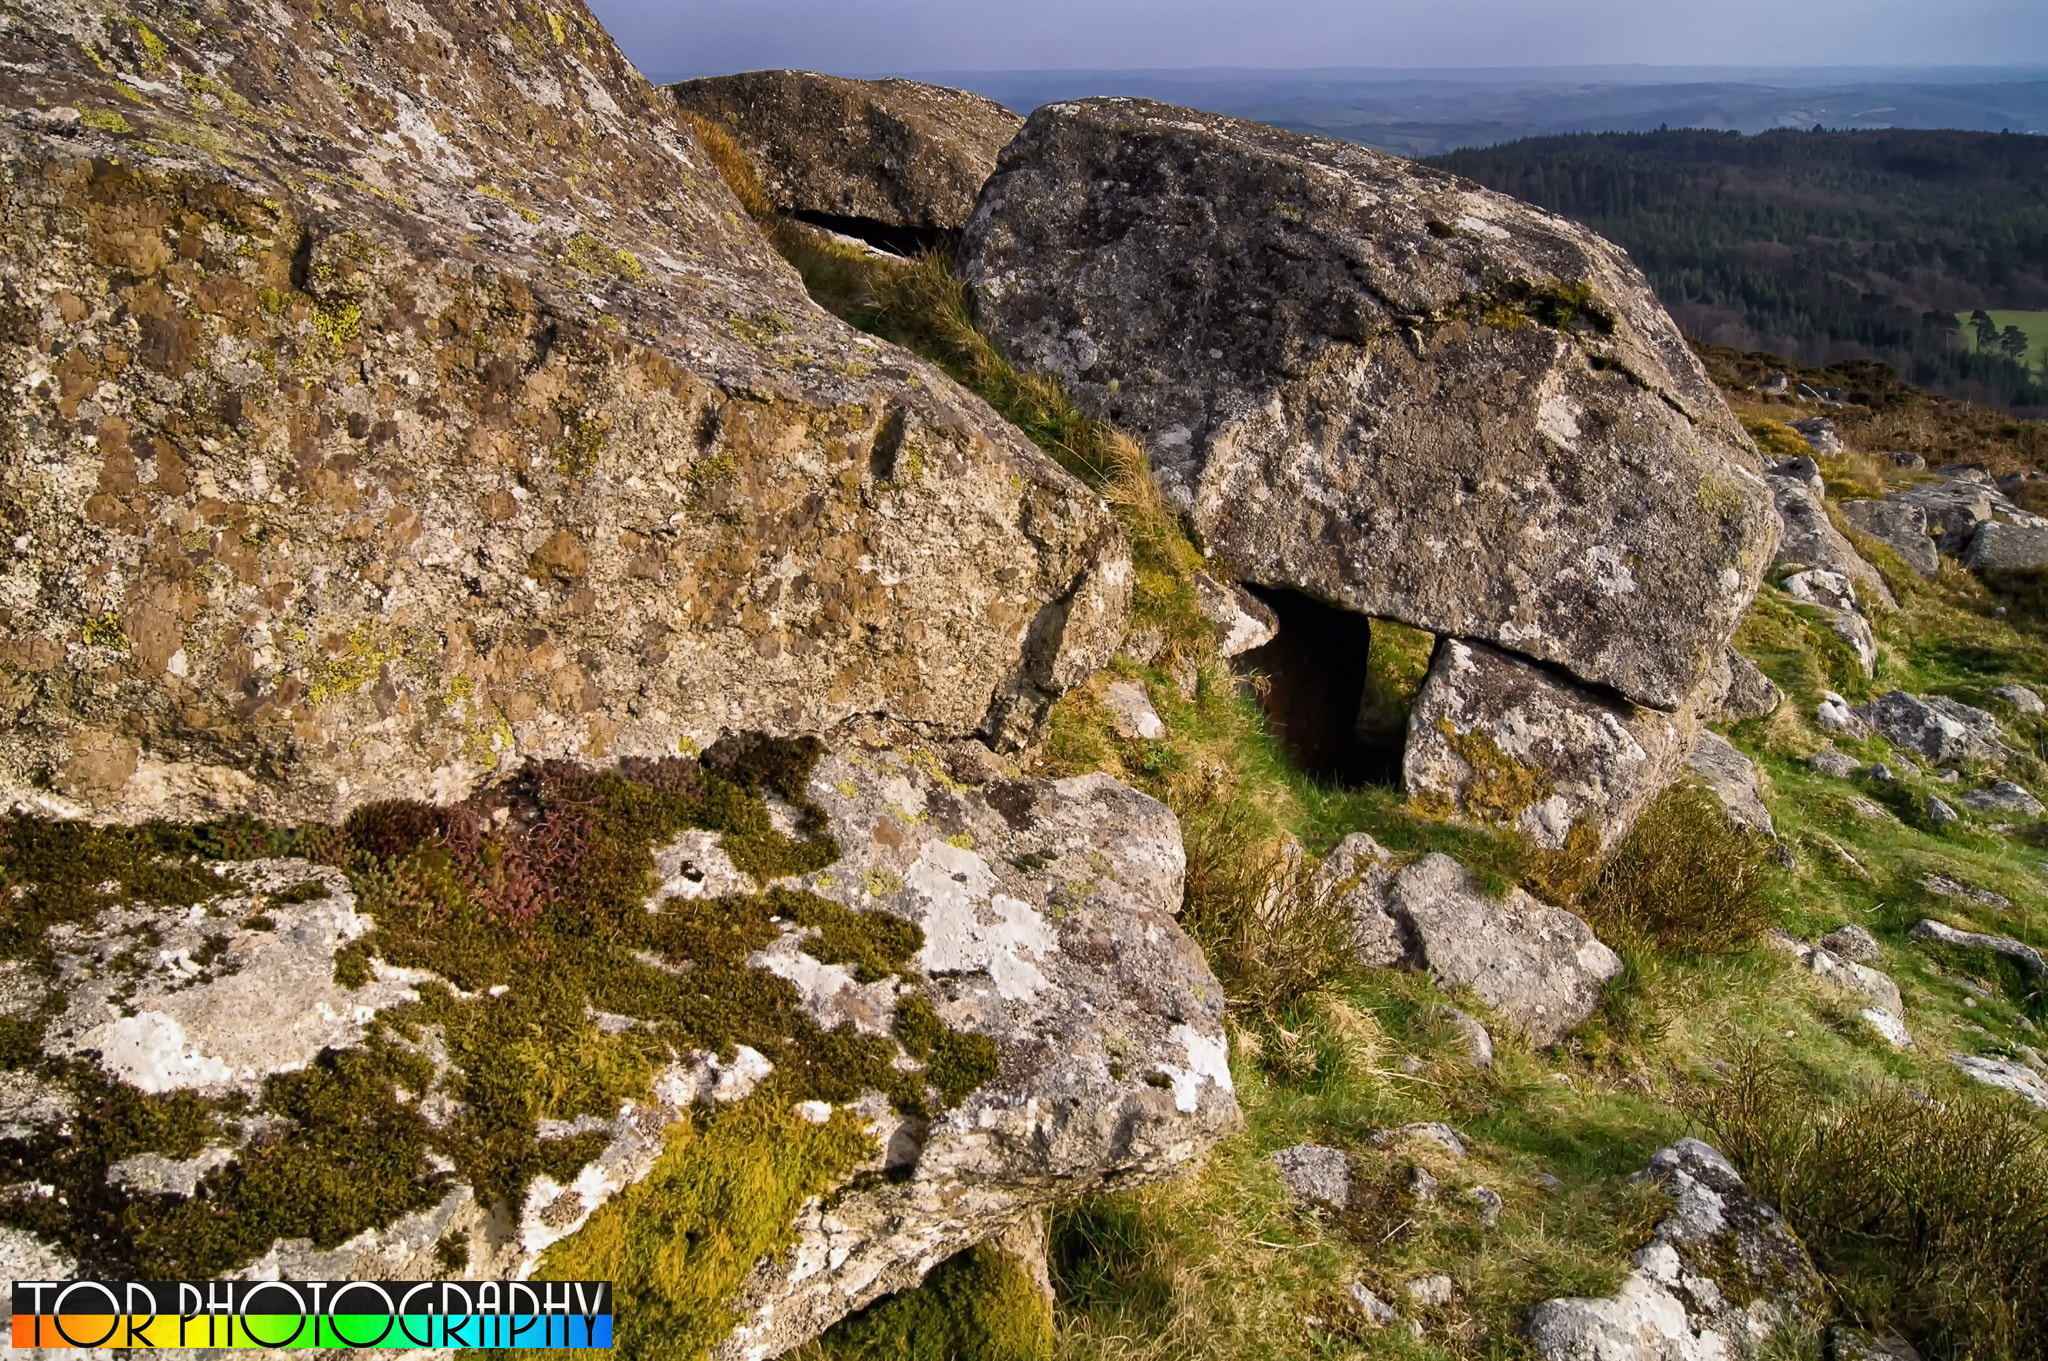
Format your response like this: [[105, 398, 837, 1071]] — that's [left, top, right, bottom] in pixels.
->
[[590, 0, 2048, 80]]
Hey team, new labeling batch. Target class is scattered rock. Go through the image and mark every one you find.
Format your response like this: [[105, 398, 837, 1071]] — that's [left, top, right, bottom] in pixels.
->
[[1816, 697, 1870, 738], [1406, 1274, 1456, 1308], [1405, 639, 1696, 853], [1527, 1140, 1825, 1361], [1807, 748, 1861, 778], [1853, 692, 2012, 767], [668, 71, 1023, 233], [1818, 924, 1882, 963], [1272, 1144, 1353, 1211], [1778, 567, 1878, 675], [1919, 874, 2011, 910], [1379, 855, 1624, 1046], [1911, 919, 2048, 986], [1103, 680, 1167, 740], [1927, 795, 1960, 828], [1313, 833, 1406, 969], [1772, 456, 1824, 491], [1119, 626, 1166, 665], [1967, 522, 2048, 572], [1888, 479, 1996, 556], [1839, 498, 1939, 580], [1862, 1009, 1914, 1048], [1959, 781, 2045, 816], [964, 98, 1775, 713], [0, 4, 1131, 823], [1832, 1326, 1925, 1361], [1470, 1185, 1505, 1228], [1770, 476, 1896, 611], [1350, 1283, 1398, 1327], [1992, 684, 2046, 715], [1770, 932, 1907, 1038], [1939, 463, 1993, 485], [1435, 1005, 1496, 1069], [1948, 1055, 2048, 1112], [1712, 650, 1784, 723], [1785, 418, 1843, 456], [1409, 1164, 1442, 1205], [1889, 451, 1929, 472], [1689, 732, 1775, 835], [1372, 1123, 1469, 1158], [1848, 796, 1896, 823], [1193, 573, 1280, 658]]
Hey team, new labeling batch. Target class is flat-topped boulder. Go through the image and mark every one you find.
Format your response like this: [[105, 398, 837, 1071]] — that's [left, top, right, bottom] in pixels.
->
[[669, 71, 1023, 235], [0, 728, 1236, 1356], [0, 2, 1126, 826], [961, 98, 1775, 711]]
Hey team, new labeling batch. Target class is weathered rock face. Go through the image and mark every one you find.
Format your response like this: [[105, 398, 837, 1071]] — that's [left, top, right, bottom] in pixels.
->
[[1688, 732, 1775, 837], [668, 71, 1023, 236], [0, 1, 1128, 826], [1770, 476, 1894, 609], [960, 98, 1775, 713], [1529, 1141, 1826, 1361], [0, 728, 1237, 1356], [1853, 692, 2012, 769], [1840, 498, 1939, 580], [1406, 639, 1696, 852]]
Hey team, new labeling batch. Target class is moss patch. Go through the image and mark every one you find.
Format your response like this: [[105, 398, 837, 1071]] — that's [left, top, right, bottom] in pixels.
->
[[1436, 719, 1553, 825], [803, 1239, 1054, 1361]]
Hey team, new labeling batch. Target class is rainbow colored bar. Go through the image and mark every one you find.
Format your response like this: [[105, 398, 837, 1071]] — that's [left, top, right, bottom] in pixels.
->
[[11, 1281, 612, 1350]]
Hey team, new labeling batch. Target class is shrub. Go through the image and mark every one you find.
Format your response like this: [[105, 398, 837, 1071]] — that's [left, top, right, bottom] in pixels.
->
[[1695, 1050, 2048, 1359], [1579, 783, 1775, 956]]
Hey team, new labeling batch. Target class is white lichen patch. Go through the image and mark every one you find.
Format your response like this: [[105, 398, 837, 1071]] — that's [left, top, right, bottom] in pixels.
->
[[41, 860, 432, 1094], [648, 830, 752, 905], [747, 932, 898, 1035], [903, 841, 1059, 1001], [106, 1145, 239, 1197], [1159, 1023, 1235, 1114]]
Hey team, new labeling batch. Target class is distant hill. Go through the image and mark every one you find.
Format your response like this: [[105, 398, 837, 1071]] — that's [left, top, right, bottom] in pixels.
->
[[1428, 127, 2048, 414]]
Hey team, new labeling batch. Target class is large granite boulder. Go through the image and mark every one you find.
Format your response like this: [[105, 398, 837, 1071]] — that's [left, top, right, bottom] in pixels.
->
[[1529, 1141, 1826, 1361], [1768, 477, 1896, 611], [1406, 639, 1696, 852], [960, 99, 1775, 713], [0, 726, 1236, 1357], [1839, 499, 1939, 580], [0, 2, 1127, 828], [668, 71, 1023, 236]]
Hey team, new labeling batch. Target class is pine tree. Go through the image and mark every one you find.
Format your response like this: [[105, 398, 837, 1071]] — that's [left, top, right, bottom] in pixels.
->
[[1972, 309, 1998, 352]]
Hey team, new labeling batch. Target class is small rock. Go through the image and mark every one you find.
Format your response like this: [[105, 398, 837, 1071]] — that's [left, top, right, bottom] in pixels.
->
[[1408, 1163, 1441, 1204], [1818, 923, 1882, 963], [1688, 732, 1775, 835], [1435, 1005, 1495, 1069], [1715, 650, 1783, 723], [1911, 919, 2048, 985], [1863, 1008, 1914, 1049], [1949, 1054, 2048, 1111], [1773, 456, 1825, 491], [1941, 769, 1962, 783], [1919, 874, 2011, 910], [1399, 1056, 1425, 1075], [1807, 748, 1861, 778], [1469, 1185, 1504, 1228], [1855, 691, 2012, 767], [1959, 781, 2045, 816], [1349, 1283, 1397, 1327], [1193, 573, 1279, 658], [1534, 1173, 1564, 1192], [1868, 763, 1896, 782], [1405, 1274, 1455, 1309], [1965, 522, 2048, 573], [1119, 626, 1165, 665], [1938, 462, 1994, 485], [1848, 796, 1895, 823], [1271, 1143, 1352, 1211], [1889, 451, 1929, 471], [1816, 697, 1868, 737], [1373, 1122, 1469, 1158], [1832, 1326, 1924, 1361], [1786, 417, 1843, 457], [1926, 795, 1959, 827], [1993, 684, 2046, 716], [1168, 655, 1199, 702], [1103, 680, 1166, 740]]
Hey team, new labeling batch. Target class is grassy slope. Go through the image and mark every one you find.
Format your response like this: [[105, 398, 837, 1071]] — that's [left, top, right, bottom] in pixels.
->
[[690, 125, 2048, 1356]]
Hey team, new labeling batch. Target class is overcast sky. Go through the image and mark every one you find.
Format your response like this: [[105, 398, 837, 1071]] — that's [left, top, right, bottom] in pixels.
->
[[591, 0, 2048, 79]]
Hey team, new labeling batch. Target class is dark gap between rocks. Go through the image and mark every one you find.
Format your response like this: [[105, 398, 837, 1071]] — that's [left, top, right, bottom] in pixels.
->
[[789, 211, 957, 260], [1236, 587, 1415, 788]]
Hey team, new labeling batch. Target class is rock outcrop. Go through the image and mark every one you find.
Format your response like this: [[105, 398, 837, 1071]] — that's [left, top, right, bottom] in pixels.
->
[[0, 728, 1237, 1357], [961, 98, 1775, 714], [0, 1, 1127, 827], [1853, 693, 2013, 769], [667, 71, 1023, 237], [1406, 639, 1695, 852], [1839, 498, 1939, 580], [1529, 1140, 1826, 1361], [1688, 732, 1775, 836]]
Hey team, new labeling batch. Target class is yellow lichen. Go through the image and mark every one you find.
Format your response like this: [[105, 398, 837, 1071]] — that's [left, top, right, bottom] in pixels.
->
[[546, 11, 567, 44], [312, 298, 362, 353], [306, 622, 404, 707], [79, 109, 132, 134], [862, 867, 903, 898], [80, 614, 129, 650], [1436, 718, 1552, 824], [133, 22, 171, 70]]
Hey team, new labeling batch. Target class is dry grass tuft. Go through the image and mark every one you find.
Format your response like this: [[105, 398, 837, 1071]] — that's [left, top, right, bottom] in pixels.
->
[[1579, 783, 1777, 956], [1695, 1049, 2048, 1359]]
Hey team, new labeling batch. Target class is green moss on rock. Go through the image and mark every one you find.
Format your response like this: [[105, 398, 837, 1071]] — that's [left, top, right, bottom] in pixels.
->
[[802, 1240, 1055, 1361]]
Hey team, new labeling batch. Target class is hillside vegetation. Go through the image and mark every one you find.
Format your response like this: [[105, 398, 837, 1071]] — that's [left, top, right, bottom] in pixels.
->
[[1428, 128, 2048, 415]]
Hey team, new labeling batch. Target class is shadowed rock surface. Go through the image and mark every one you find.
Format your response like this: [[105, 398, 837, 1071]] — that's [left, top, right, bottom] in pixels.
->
[[961, 98, 1775, 712], [0, 0, 1126, 826], [668, 71, 1024, 238]]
